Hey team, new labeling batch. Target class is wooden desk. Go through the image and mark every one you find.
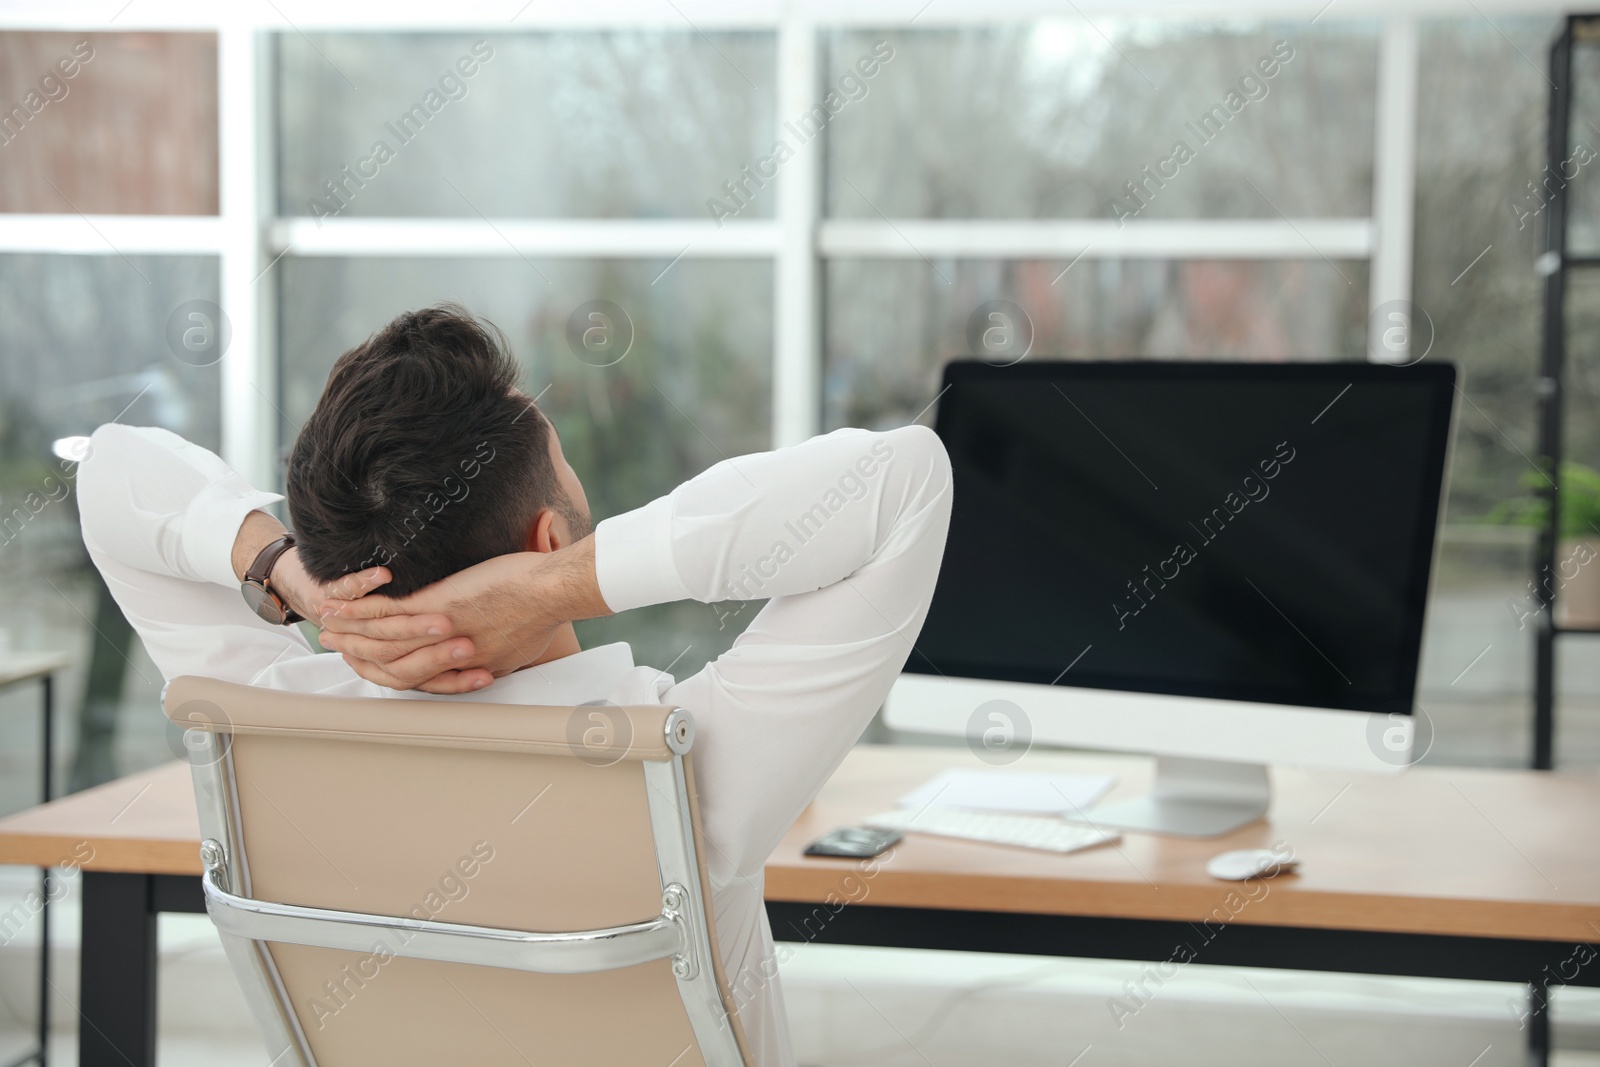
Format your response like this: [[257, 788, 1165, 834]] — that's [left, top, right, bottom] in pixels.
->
[[765, 747, 1600, 1067], [0, 761, 203, 1067], [0, 651, 70, 691], [2, 747, 1598, 1067], [0, 760, 200, 876], [768, 747, 1600, 943]]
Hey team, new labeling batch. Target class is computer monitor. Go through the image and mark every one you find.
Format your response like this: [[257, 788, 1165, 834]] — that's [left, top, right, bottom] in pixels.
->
[[884, 360, 1457, 836]]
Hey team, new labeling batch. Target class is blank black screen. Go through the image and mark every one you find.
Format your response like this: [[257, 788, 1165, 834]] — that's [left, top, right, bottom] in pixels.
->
[[907, 361, 1456, 715]]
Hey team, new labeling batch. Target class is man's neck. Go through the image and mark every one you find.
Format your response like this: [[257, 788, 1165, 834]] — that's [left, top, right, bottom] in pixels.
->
[[518, 621, 582, 670]]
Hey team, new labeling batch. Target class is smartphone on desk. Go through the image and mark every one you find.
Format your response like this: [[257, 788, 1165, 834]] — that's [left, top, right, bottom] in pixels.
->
[[803, 826, 902, 858]]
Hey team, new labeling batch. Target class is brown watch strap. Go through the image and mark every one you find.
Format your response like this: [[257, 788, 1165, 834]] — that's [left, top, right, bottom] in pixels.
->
[[244, 534, 303, 623]]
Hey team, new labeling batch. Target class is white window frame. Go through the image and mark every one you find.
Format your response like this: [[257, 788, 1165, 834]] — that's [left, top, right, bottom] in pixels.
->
[[0, 1, 1466, 481]]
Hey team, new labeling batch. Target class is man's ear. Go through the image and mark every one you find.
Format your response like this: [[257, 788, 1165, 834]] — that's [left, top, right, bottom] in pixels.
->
[[523, 509, 559, 554]]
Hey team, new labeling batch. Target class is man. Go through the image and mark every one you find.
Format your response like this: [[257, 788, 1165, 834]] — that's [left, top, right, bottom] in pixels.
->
[[78, 304, 952, 1066]]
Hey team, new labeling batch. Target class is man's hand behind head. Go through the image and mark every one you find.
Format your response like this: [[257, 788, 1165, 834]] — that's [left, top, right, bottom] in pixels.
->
[[319, 538, 610, 695], [272, 549, 389, 623], [275, 553, 490, 693]]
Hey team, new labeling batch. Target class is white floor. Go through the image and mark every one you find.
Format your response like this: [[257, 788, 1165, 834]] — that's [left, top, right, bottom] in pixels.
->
[[18, 1017, 1600, 1067], [2, 874, 1598, 1065]]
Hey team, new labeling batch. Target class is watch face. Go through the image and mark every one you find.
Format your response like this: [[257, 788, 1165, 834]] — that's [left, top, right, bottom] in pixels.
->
[[241, 581, 289, 625]]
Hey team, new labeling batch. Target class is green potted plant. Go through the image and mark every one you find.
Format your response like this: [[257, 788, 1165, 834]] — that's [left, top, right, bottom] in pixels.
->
[[1487, 462, 1600, 627]]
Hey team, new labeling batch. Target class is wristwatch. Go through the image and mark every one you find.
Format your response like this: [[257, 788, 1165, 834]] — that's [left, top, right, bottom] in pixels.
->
[[240, 533, 305, 625]]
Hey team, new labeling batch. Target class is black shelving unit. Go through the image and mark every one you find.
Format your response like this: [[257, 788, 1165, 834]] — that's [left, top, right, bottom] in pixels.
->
[[1534, 15, 1600, 772]]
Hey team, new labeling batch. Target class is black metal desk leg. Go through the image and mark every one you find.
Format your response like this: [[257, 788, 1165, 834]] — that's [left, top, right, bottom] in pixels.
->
[[80, 872, 156, 1067], [1527, 978, 1550, 1067], [38, 674, 52, 1067]]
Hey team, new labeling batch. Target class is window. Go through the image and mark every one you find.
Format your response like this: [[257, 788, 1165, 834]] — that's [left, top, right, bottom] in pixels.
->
[[0, 10, 1593, 806], [0, 32, 217, 214], [0, 251, 222, 801], [825, 257, 1368, 430], [825, 25, 1378, 219], [1412, 15, 1571, 765], [0, 28, 222, 816], [276, 32, 776, 219]]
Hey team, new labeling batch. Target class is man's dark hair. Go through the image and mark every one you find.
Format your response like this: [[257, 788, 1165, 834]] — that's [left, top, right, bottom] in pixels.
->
[[288, 304, 581, 598]]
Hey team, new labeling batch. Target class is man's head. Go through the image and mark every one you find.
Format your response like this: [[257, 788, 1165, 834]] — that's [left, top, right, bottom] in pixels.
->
[[288, 304, 591, 598]]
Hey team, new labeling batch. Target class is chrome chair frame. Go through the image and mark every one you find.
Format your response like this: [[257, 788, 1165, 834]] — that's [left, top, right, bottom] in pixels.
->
[[180, 704, 745, 1067]]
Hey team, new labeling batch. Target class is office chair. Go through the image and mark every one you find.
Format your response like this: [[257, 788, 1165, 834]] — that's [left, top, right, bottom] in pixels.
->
[[161, 676, 753, 1066]]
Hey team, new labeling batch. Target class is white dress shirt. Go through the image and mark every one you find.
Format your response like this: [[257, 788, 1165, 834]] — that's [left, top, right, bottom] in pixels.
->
[[78, 420, 953, 1067]]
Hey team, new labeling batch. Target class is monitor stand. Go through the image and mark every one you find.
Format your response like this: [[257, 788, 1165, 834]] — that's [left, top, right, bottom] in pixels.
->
[[1070, 757, 1269, 837]]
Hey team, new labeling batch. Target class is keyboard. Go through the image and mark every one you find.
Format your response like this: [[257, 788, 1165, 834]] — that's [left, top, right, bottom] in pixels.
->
[[861, 808, 1120, 854]]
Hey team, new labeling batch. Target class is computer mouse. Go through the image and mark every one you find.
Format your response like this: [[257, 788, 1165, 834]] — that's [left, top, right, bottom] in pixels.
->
[[1205, 848, 1298, 882]]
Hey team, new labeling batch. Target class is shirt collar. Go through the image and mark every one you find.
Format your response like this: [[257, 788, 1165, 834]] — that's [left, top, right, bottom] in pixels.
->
[[432, 641, 637, 707]]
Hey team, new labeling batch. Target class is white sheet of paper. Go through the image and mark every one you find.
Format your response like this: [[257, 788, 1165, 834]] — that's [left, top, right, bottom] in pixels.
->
[[895, 768, 1116, 816]]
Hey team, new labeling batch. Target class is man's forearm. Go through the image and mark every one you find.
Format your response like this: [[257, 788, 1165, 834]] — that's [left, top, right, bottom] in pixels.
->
[[230, 510, 326, 622], [496, 537, 613, 624], [231, 510, 288, 583], [592, 426, 948, 614], [79, 424, 285, 589]]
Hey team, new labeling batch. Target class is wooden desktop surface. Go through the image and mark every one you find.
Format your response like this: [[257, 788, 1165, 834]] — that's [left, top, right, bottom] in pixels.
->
[[768, 747, 1600, 943], [0, 650, 70, 689], [0, 760, 200, 876], [1, 746, 1596, 942]]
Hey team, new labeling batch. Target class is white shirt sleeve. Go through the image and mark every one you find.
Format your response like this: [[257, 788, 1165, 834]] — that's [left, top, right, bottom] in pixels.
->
[[593, 425, 954, 882], [77, 424, 319, 686]]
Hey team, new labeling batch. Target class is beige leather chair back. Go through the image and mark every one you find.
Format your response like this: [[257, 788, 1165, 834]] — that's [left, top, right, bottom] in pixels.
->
[[163, 676, 753, 1067]]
